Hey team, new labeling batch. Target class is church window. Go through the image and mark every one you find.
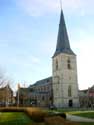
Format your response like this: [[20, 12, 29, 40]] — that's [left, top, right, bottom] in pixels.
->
[[42, 96, 45, 101], [56, 59, 58, 70], [68, 85, 72, 97], [67, 59, 71, 69]]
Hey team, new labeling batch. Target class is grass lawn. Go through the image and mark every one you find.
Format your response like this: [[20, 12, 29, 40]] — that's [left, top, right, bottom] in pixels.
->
[[47, 109, 94, 125], [0, 112, 33, 125], [67, 111, 94, 125], [0, 109, 94, 125], [69, 111, 94, 119], [79, 122, 94, 125], [48, 108, 94, 113]]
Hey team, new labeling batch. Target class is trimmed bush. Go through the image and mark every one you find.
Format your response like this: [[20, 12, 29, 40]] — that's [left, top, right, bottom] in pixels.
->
[[58, 113, 66, 119], [0, 107, 24, 112], [0, 107, 68, 124], [65, 121, 80, 125], [44, 116, 65, 125], [47, 112, 66, 119], [31, 111, 46, 122], [25, 108, 48, 122]]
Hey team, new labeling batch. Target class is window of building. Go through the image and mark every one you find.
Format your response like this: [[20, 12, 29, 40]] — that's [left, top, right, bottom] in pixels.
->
[[47, 79, 49, 82], [42, 96, 45, 101], [30, 88, 34, 92], [67, 59, 71, 69], [56, 59, 58, 70], [68, 85, 72, 97]]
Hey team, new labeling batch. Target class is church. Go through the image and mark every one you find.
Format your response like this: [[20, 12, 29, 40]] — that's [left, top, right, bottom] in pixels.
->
[[52, 9, 79, 108], [18, 9, 80, 108]]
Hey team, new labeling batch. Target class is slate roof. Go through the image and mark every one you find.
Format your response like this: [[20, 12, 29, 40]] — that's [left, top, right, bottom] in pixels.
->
[[31, 91, 49, 95], [29, 77, 52, 87], [53, 10, 75, 57]]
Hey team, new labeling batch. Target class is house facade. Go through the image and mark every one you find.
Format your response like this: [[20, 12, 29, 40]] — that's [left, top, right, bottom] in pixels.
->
[[0, 85, 13, 106], [17, 77, 53, 107], [79, 85, 94, 108]]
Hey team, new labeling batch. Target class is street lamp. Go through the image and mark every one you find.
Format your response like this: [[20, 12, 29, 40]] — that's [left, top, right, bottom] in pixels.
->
[[17, 83, 20, 107]]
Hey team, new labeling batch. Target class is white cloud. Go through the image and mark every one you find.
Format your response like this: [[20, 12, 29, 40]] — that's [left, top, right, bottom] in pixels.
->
[[0, 53, 40, 68], [38, 38, 56, 56], [14, 55, 40, 66], [15, 0, 94, 16], [72, 36, 94, 90], [16, 0, 59, 16]]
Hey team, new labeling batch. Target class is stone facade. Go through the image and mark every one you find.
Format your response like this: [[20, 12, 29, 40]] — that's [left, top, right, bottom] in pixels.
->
[[79, 85, 94, 108], [17, 77, 53, 107], [79, 89, 88, 108], [29, 77, 53, 107], [0, 85, 13, 106], [52, 53, 79, 108], [52, 9, 79, 108], [16, 87, 30, 106]]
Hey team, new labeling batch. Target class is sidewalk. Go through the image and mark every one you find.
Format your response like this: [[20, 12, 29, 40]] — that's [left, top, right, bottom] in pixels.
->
[[66, 114, 94, 122]]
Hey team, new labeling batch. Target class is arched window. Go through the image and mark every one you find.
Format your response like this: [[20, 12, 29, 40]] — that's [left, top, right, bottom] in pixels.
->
[[68, 85, 72, 97], [67, 59, 71, 69], [54, 76, 59, 84], [56, 59, 58, 70]]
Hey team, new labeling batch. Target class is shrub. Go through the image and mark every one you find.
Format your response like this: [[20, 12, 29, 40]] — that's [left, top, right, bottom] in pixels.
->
[[65, 121, 80, 125], [58, 113, 66, 119], [25, 108, 48, 122], [47, 112, 66, 119], [44, 116, 65, 125], [0, 107, 68, 124], [0, 107, 24, 112], [31, 111, 46, 122]]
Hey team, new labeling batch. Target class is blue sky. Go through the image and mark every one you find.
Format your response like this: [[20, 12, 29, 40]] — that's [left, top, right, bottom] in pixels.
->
[[0, 0, 94, 91]]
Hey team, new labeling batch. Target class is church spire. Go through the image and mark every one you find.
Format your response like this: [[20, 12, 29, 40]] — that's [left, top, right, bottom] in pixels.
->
[[60, 0, 62, 11], [53, 9, 75, 57]]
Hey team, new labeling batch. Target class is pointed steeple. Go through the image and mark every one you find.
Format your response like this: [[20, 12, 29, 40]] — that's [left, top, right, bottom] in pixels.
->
[[53, 10, 75, 57]]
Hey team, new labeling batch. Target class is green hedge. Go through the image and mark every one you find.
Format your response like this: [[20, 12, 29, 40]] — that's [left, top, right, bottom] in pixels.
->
[[0, 107, 66, 123]]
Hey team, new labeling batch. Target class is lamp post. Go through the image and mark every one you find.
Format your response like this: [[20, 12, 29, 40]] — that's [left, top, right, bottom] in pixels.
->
[[6, 84, 9, 107], [17, 83, 20, 107]]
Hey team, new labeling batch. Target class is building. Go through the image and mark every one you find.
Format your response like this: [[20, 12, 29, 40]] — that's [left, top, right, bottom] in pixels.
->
[[17, 77, 53, 107], [0, 84, 13, 106], [79, 89, 88, 108], [17, 8, 80, 108], [79, 85, 94, 108], [52, 9, 79, 108], [29, 9, 80, 108], [16, 87, 30, 106], [28, 77, 53, 107]]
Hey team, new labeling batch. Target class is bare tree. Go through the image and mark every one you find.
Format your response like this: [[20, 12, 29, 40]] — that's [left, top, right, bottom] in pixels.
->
[[0, 68, 13, 106], [0, 68, 12, 88], [0, 72, 6, 87]]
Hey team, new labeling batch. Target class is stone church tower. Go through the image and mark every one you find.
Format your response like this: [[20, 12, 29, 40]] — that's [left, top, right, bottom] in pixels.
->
[[52, 10, 79, 108]]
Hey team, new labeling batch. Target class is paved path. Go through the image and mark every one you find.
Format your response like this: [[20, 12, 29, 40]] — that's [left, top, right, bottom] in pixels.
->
[[66, 114, 94, 122]]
